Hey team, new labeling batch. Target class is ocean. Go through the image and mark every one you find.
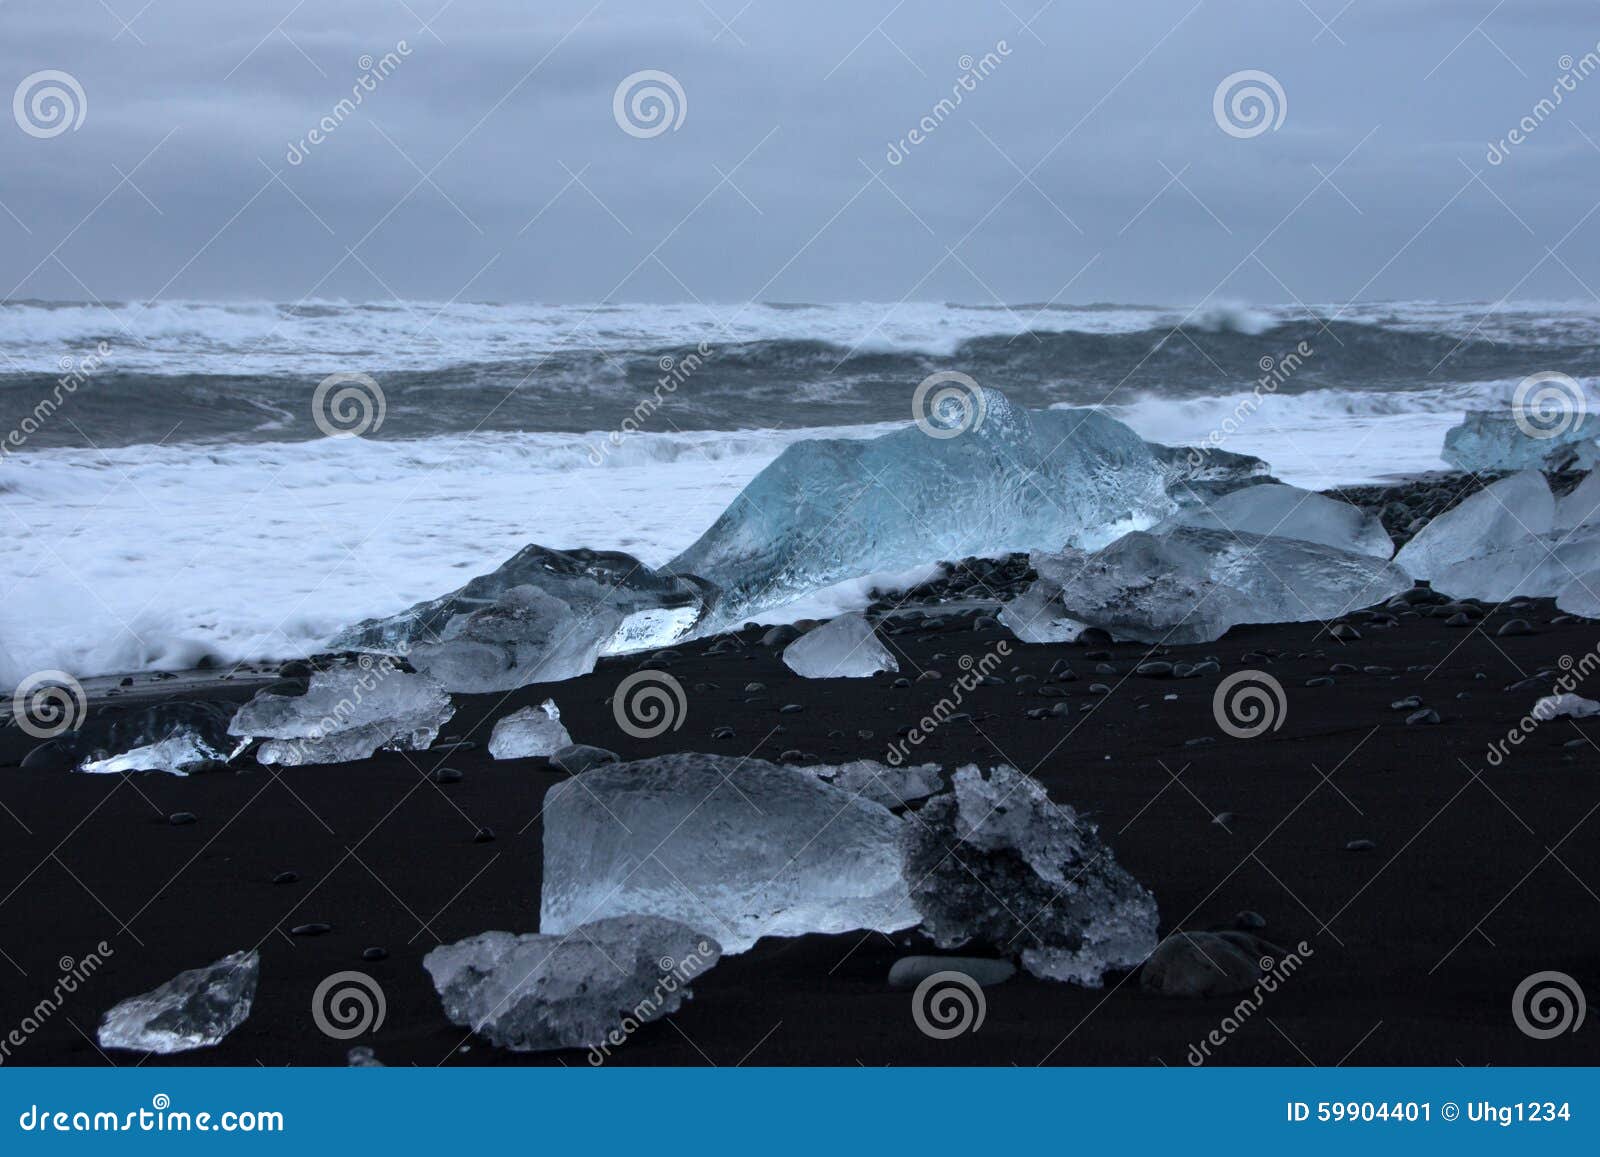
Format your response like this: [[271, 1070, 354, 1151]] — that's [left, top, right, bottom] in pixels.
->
[[3, 297, 1597, 683]]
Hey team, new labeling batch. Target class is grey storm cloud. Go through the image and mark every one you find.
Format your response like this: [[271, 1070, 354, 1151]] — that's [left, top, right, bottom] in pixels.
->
[[3, 0, 1600, 306]]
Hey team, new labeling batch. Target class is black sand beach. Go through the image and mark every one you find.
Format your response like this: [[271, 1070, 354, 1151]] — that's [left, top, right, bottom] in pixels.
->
[[3, 480, 1599, 1066]]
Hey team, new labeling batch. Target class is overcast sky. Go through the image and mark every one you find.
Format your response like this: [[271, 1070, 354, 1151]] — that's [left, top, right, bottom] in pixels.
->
[[3, 0, 1599, 306]]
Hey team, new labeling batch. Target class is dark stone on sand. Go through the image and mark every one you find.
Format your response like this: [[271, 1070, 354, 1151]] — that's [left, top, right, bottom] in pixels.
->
[[1391, 696, 1423, 710], [887, 955, 1015, 988], [1185, 736, 1215, 747], [892, 677, 911, 688], [168, 811, 197, 826], [1141, 930, 1280, 997], [1345, 838, 1376, 852], [761, 625, 801, 647], [1330, 662, 1356, 673], [291, 922, 332, 936], [1037, 684, 1070, 698], [473, 827, 495, 843], [279, 659, 313, 678], [974, 616, 1001, 630], [779, 703, 805, 713], [272, 871, 299, 885], [1445, 612, 1471, 627], [1406, 708, 1440, 725], [1497, 619, 1534, 637], [1306, 676, 1335, 687], [431, 767, 464, 784], [1212, 811, 1235, 827], [744, 682, 765, 693], [1330, 624, 1361, 641], [1088, 683, 1111, 695], [711, 725, 735, 740], [1234, 910, 1267, 930], [1363, 665, 1392, 675], [1077, 628, 1113, 646], [362, 947, 388, 962], [551, 745, 619, 775]]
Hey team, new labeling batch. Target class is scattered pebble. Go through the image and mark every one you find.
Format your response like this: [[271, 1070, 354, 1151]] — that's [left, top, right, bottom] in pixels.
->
[[168, 812, 197, 826]]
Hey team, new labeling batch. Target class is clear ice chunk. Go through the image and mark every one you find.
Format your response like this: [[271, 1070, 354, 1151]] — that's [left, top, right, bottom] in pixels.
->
[[330, 546, 718, 691], [1442, 410, 1600, 473], [422, 916, 720, 1053], [1006, 527, 1411, 645], [807, 759, 945, 808], [487, 699, 571, 760], [1557, 571, 1600, 618], [228, 661, 454, 766], [781, 613, 898, 679], [68, 699, 245, 776], [1426, 526, 1600, 602], [668, 389, 1174, 625], [540, 753, 917, 953], [1153, 482, 1393, 558], [1532, 693, 1600, 720], [79, 729, 237, 776], [1555, 471, 1600, 531], [97, 949, 258, 1054], [900, 765, 1158, 986], [1393, 470, 1554, 580]]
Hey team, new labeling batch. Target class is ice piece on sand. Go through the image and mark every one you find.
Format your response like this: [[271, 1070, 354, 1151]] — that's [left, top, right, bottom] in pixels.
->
[[668, 389, 1173, 625], [901, 765, 1158, 986], [540, 753, 917, 952], [1557, 571, 1600, 618], [228, 661, 454, 766], [1427, 526, 1600, 602], [423, 916, 720, 1053], [1442, 410, 1600, 474], [331, 546, 717, 691], [1005, 528, 1410, 645], [487, 700, 571, 759], [1555, 471, 1600, 531], [1154, 483, 1393, 558], [64, 699, 245, 776], [807, 759, 945, 808], [97, 949, 258, 1054], [781, 613, 898, 678], [1532, 693, 1600, 720], [1393, 470, 1554, 580]]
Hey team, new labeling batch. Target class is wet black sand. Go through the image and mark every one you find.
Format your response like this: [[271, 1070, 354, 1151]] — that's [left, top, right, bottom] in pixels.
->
[[3, 585, 1599, 1067]]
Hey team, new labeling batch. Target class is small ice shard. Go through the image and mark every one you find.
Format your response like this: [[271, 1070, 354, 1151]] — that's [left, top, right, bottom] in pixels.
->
[[97, 949, 258, 1054], [540, 753, 916, 953], [1395, 471, 1554, 580], [1154, 483, 1393, 558], [1442, 409, 1600, 474], [422, 916, 720, 1053], [79, 729, 237, 776], [1428, 526, 1600, 602], [64, 699, 245, 776], [1532, 693, 1600, 720], [807, 759, 945, 808], [668, 389, 1174, 626], [228, 660, 454, 766], [781, 613, 898, 679], [901, 765, 1157, 986], [487, 699, 571, 759], [1555, 471, 1600, 531], [331, 546, 717, 691], [1006, 528, 1410, 645], [1146, 441, 1273, 497]]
